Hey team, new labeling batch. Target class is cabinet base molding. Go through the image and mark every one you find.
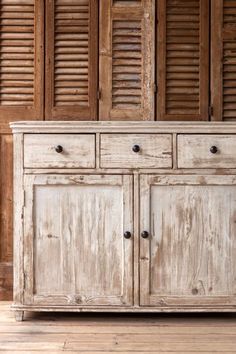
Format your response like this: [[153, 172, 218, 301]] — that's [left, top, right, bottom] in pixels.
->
[[12, 305, 236, 316]]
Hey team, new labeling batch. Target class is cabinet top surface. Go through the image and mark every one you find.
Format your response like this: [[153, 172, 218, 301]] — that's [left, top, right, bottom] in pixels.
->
[[10, 121, 236, 134]]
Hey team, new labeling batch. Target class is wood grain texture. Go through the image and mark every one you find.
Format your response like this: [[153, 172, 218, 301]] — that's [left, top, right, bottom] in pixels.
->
[[178, 134, 236, 168], [2, 302, 236, 353], [24, 134, 96, 168], [99, 0, 155, 120], [0, 0, 44, 122], [23, 174, 133, 307], [45, 0, 98, 120], [11, 122, 236, 315], [140, 174, 236, 307], [157, 0, 209, 121], [0, 135, 13, 300], [211, 0, 236, 121], [100, 134, 172, 168]]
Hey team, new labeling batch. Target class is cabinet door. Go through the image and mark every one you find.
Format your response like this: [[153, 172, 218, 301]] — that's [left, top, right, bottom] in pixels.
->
[[140, 175, 236, 309], [24, 175, 133, 307]]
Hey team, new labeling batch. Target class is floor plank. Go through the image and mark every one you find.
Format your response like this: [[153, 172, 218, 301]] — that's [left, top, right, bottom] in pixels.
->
[[0, 302, 236, 353]]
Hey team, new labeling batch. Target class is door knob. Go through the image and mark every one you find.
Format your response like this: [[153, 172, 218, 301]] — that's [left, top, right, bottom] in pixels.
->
[[210, 146, 218, 154], [124, 231, 132, 239], [141, 231, 149, 239], [55, 145, 63, 153]]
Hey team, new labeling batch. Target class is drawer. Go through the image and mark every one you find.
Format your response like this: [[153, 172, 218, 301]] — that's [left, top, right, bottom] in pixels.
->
[[100, 134, 172, 169], [24, 134, 95, 168], [178, 134, 236, 168]]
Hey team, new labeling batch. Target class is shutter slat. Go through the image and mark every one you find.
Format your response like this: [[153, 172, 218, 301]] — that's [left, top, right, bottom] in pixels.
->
[[99, 0, 154, 121], [0, 0, 43, 122], [157, 0, 209, 121], [45, 0, 98, 120]]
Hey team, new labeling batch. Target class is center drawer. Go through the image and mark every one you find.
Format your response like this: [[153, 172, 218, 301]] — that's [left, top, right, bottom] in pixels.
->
[[24, 134, 95, 168], [100, 134, 172, 169]]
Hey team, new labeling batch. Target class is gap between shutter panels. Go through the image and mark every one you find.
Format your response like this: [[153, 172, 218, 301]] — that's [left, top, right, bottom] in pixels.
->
[[223, 0, 236, 121], [54, 0, 89, 108], [0, 0, 35, 107]]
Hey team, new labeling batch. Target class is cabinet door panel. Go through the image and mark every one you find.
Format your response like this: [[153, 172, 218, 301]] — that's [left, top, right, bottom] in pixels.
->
[[140, 175, 236, 308], [24, 175, 133, 306]]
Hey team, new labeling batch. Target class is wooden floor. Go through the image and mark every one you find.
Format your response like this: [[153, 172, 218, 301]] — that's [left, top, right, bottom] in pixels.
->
[[1, 302, 236, 353]]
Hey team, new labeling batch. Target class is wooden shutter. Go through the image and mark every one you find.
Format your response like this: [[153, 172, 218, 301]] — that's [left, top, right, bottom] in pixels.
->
[[212, 0, 236, 121], [99, 0, 155, 121], [0, 0, 44, 124], [45, 0, 98, 120], [157, 0, 209, 121]]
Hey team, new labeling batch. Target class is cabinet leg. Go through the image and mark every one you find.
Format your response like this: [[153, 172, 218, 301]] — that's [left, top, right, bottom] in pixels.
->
[[15, 310, 24, 322]]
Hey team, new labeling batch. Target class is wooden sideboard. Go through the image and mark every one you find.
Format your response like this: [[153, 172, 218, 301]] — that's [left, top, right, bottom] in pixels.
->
[[10, 121, 236, 321]]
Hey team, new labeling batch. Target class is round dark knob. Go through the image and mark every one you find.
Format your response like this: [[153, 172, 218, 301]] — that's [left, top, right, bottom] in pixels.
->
[[55, 145, 63, 153], [124, 231, 132, 239], [132, 145, 140, 153], [141, 231, 149, 239], [210, 146, 218, 154]]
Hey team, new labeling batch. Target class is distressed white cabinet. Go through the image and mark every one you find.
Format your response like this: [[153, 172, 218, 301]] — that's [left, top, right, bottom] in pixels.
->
[[10, 122, 236, 320]]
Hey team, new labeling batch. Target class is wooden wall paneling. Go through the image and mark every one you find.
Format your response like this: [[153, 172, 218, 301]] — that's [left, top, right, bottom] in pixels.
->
[[99, 0, 155, 121], [157, 0, 210, 121], [45, 0, 98, 120], [0, 134, 13, 300], [211, 0, 236, 121], [0, 0, 44, 126]]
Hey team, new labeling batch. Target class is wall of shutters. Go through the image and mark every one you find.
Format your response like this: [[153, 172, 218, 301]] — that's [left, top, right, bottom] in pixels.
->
[[45, 0, 98, 120], [211, 0, 236, 121], [157, 0, 209, 121], [99, 0, 155, 121]]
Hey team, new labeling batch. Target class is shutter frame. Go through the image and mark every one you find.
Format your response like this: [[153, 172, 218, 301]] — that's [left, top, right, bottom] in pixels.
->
[[211, 0, 236, 121], [99, 0, 155, 121], [0, 0, 44, 124], [157, 0, 209, 121], [45, 0, 98, 121]]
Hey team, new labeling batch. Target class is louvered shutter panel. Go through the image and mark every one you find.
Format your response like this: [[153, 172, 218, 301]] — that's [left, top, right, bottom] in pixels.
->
[[157, 0, 209, 121], [99, 0, 155, 121], [45, 0, 98, 120], [212, 0, 236, 121], [0, 0, 44, 123]]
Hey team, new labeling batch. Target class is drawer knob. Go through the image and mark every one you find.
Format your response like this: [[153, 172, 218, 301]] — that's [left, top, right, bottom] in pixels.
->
[[141, 231, 149, 239], [55, 145, 63, 153], [124, 231, 132, 239], [132, 145, 140, 153], [210, 146, 218, 154]]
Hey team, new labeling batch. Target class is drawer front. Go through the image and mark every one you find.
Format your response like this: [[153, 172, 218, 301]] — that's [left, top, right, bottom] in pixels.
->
[[100, 134, 172, 168], [178, 135, 236, 168], [24, 134, 95, 168]]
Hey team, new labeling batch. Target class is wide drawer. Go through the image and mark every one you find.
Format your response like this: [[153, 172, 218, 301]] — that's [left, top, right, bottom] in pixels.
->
[[24, 134, 95, 168], [178, 134, 236, 168], [100, 134, 172, 168]]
